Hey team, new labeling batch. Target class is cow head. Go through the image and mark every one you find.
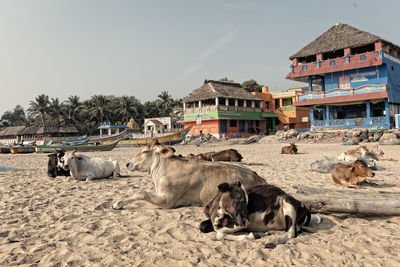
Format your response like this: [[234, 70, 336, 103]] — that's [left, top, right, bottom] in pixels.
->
[[61, 150, 83, 171], [213, 181, 249, 228], [351, 159, 375, 182], [126, 143, 175, 172], [47, 150, 67, 178]]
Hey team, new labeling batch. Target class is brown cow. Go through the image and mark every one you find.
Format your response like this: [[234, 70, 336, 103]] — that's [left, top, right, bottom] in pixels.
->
[[281, 143, 298, 155], [186, 149, 243, 162], [331, 159, 375, 188], [199, 182, 321, 248], [338, 145, 384, 162]]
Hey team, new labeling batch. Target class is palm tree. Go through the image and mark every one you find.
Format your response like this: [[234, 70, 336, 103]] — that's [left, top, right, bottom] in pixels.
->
[[116, 95, 139, 123], [157, 91, 174, 117], [27, 94, 50, 135], [89, 95, 111, 124], [48, 97, 64, 127], [64, 95, 82, 125]]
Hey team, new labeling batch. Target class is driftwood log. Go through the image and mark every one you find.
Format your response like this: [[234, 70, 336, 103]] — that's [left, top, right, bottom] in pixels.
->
[[291, 184, 400, 216]]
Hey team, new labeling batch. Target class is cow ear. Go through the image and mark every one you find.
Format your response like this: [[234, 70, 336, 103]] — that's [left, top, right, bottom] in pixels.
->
[[150, 138, 160, 148], [48, 153, 56, 157], [159, 148, 174, 158], [218, 183, 231, 192]]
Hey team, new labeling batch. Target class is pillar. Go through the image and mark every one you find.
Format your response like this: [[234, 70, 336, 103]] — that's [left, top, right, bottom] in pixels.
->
[[235, 99, 238, 107], [310, 107, 314, 127], [225, 98, 229, 106], [198, 100, 202, 108], [344, 48, 351, 56], [375, 41, 383, 51], [183, 102, 186, 110], [326, 105, 330, 126], [216, 97, 219, 106], [291, 58, 298, 67], [251, 101, 255, 108], [366, 100, 371, 119], [309, 77, 313, 91], [244, 100, 247, 107], [108, 128, 111, 136], [317, 53, 323, 61], [385, 99, 390, 127]]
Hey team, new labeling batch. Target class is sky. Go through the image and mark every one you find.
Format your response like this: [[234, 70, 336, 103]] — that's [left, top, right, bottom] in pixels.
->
[[1, 0, 400, 116]]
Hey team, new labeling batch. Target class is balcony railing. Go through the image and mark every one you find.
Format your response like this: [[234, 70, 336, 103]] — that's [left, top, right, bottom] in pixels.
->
[[296, 84, 386, 101], [288, 50, 382, 78], [184, 105, 262, 115]]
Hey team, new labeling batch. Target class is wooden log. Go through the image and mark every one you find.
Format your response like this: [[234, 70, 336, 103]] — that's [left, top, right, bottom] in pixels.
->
[[296, 196, 400, 216]]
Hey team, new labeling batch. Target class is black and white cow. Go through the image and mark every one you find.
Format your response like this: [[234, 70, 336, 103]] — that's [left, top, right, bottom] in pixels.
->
[[199, 182, 321, 248], [47, 150, 71, 178]]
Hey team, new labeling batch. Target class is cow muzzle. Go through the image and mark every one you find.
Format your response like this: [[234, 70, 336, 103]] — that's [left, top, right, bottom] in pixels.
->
[[126, 162, 139, 171]]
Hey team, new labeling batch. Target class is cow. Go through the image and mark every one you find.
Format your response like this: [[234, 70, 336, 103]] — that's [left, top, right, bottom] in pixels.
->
[[281, 143, 298, 155], [112, 140, 266, 210], [60, 150, 120, 181], [186, 149, 243, 162], [331, 159, 375, 189], [199, 182, 321, 248], [338, 145, 384, 162], [47, 150, 71, 178]]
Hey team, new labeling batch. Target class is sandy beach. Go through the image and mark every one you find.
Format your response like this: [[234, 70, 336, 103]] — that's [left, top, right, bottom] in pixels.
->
[[1, 139, 399, 266]]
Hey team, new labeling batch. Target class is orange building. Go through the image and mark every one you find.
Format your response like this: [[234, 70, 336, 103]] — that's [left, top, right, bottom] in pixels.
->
[[183, 80, 278, 138]]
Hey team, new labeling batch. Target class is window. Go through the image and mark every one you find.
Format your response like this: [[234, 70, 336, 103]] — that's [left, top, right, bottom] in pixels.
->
[[338, 76, 350, 89], [302, 65, 308, 70], [229, 120, 237, 127], [392, 66, 395, 71], [330, 61, 336, 66], [360, 55, 367, 61], [371, 101, 385, 117], [275, 99, 280, 109], [163, 125, 168, 129], [282, 98, 292, 106], [255, 120, 260, 127], [229, 98, 235, 106]]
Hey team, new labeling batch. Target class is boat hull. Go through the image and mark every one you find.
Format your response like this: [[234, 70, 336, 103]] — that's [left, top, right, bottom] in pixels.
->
[[109, 127, 191, 147], [35, 139, 120, 153], [10, 146, 35, 154]]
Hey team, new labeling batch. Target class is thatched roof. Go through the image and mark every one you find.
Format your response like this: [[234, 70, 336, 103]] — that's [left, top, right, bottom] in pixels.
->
[[18, 126, 79, 135], [0, 126, 26, 137], [290, 23, 400, 60], [184, 80, 261, 103]]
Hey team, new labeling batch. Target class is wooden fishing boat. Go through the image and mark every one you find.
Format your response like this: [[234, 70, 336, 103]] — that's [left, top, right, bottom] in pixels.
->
[[10, 145, 36, 154], [105, 126, 192, 147], [89, 129, 130, 144], [61, 134, 88, 144], [0, 146, 11, 154], [35, 139, 120, 153]]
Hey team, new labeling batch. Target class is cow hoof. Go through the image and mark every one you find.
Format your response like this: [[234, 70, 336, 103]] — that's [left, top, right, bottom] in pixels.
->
[[252, 233, 262, 239], [265, 242, 276, 249], [112, 201, 123, 210], [311, 215, 322, 224]]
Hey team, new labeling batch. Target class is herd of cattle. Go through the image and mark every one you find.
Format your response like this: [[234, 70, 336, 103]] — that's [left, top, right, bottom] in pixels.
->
[[47, 140, 382, 248]]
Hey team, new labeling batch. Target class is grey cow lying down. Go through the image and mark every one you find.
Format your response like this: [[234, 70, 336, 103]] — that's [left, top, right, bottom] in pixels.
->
[[60, 151, 120, 181], [199, 182, 321, 248], [112, 140, 266, 209]]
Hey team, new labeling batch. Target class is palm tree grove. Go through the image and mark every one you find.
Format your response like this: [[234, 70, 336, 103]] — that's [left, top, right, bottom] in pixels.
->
[[0, 92, 182, 135]]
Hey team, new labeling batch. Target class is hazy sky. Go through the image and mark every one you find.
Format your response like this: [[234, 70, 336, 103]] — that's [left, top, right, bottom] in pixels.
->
[[1, 0, 400, 116]]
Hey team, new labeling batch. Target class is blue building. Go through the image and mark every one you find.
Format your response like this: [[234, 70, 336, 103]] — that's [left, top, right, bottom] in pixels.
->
[[287, 23, 400, 129]]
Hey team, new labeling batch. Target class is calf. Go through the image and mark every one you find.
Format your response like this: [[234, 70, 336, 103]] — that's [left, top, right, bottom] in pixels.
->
[[60, 151, 120, 181], [281, 143, 298, 155], [332, 159, 374, 189], [47, 150, 71, 178], [338, 145, 384, 162], [199, 182, 321, 248]]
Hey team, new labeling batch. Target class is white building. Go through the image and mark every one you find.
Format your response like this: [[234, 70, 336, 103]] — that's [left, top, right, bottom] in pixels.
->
[[143, 117, 183, 135]]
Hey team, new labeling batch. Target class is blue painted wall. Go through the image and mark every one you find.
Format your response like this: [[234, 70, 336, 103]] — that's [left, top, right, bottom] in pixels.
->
[[383, 53, 400, 103], [323, 65, 387, 91]]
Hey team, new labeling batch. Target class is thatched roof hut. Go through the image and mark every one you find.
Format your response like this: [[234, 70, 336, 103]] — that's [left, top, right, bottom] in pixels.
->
[[290, 23, 400, 60], [0, 126, 26, 137], [184, 80, 260, 103], [19, 126, 40, 136], [18, 126, 78, 136]]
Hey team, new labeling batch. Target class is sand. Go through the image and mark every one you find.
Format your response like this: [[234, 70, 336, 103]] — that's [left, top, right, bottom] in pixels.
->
[[0, 140, 399, 266]]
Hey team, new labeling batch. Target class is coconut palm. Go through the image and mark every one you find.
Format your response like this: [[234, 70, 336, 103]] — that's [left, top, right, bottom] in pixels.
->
[[116, 95, 139, 123], [89, 95, 111, 124], [27, 94, 50, 134], [157, 91, 174, 117], [64, 95, 82, 125], [48, 97, 64, 126]]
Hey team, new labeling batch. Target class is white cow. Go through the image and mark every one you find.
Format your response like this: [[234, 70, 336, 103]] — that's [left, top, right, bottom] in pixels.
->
[[61, 151, 120, 181]]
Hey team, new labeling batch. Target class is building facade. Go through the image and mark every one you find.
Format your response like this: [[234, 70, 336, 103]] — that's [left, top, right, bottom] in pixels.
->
[[183, 80, 277, 138], [287, 23, 400, 129], [143, 117, 183, 135]]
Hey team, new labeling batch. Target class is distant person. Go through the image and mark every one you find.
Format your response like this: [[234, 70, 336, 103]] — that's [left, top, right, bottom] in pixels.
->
[[283, 124, 288, 131]]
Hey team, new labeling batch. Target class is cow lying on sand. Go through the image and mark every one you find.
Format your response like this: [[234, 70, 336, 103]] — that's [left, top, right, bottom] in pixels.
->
[[332, 159, 374, 188], [338, 145, 383, 162], [47, 150, 71, 178], [112, 140, 265, 209], [281, 143, 298, 155], [186, 149, 243, 162], [199, 182, 321, 248], [60, 150, 120, 181]]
